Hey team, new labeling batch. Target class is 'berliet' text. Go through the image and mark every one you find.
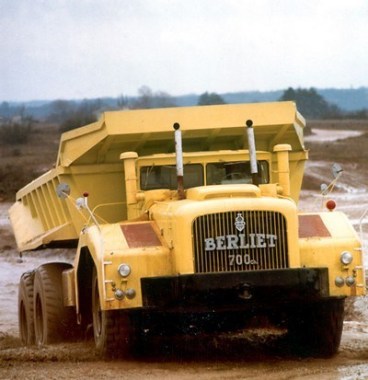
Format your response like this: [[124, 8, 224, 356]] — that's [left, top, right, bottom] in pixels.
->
[[205, 233, 278, 251]]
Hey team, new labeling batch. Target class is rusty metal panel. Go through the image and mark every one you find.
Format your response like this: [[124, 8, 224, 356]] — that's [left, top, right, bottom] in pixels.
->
[[299, 214, 331, 238], [121, 223, 161, 248]]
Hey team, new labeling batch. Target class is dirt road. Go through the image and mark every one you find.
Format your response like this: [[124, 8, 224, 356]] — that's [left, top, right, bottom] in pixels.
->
[[1, 126, 368, 379], [1, 321, 368, 379]]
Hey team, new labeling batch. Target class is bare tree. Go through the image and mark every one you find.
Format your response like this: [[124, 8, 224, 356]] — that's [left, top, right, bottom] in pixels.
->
[[131, 86, 176, 109]]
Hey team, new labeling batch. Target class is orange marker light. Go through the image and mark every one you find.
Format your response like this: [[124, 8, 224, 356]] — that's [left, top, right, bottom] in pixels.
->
[[326, 199, 336, 211]]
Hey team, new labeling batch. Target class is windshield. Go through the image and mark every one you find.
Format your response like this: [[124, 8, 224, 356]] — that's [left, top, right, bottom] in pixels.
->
[[140, 164, 204, 190], [206, 161, 269, 185], [140, 160, 269, 190]]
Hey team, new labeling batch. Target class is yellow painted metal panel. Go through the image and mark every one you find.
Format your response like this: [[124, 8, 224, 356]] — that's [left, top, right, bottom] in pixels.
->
[[299, 211, 364, 296], [56, 102, 305, 166], [150, 194, 300, 274]]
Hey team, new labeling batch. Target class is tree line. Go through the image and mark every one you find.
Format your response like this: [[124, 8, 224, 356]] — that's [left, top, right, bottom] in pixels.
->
[[56, 86, 366, 130], [1, 86, 367, 141]]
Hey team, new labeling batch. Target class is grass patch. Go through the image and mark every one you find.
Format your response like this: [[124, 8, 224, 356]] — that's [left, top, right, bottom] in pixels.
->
[[0, 333, 20, 350], [0, 123, 60, 200]]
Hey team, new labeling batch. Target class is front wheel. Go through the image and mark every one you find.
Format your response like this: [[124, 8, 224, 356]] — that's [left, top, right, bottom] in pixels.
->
[[287, 297, 345, 357], [92, 267, 140, 358]]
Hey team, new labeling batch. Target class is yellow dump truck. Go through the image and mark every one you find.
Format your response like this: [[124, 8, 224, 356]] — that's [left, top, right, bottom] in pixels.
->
[[9, 102, 365, 357]]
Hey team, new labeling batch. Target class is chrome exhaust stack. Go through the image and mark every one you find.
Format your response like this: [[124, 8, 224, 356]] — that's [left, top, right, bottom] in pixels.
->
[[245, 119, 259, 186], [173, 122, 185, 199]]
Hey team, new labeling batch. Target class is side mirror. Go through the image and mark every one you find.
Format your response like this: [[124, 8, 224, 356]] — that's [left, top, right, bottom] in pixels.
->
[[320, 163, 343, 197], [332, 163, 343, 179], [56, 183, 70, 199], [76, 197, 87, 210]]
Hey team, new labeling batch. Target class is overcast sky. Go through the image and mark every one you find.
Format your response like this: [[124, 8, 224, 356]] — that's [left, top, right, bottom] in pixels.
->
[[1, 0, 367, 102]]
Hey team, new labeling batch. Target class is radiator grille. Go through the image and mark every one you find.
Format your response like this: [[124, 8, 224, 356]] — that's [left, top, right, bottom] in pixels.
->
[[193, 210, 288, 273]]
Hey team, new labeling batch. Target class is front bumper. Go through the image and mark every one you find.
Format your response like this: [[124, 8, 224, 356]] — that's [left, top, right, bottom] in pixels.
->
[[141, 268, 330, 312]]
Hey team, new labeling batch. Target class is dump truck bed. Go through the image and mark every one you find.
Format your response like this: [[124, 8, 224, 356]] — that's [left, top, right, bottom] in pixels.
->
[[9, 101, 305, 251]]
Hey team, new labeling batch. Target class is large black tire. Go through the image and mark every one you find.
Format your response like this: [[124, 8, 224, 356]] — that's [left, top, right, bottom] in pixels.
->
[[18, 271, 35, 345], [287, 297, 345, 357], [92, 267, 140, 358], [33, 263, 77, 345]]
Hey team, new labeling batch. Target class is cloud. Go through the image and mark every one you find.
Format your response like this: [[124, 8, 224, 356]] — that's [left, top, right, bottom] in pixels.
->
[[1, 0, 367, 101]]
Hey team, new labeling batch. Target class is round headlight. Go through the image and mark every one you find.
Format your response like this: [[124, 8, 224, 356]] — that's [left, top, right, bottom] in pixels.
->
[[340, 251, 353, 265], [346, 276, 356, 287], [125, 288, 136, 299], [335, 276, 344, 287], [114, 289, 125, 300], [118, 263, 131, 277]]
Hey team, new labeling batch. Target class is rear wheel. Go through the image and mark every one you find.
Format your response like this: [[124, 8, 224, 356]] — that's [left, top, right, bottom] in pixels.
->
[[92, 267, 140, 357], [18, 271, 35, 345], [33, 263, 76, 345], [287, 297, 345, 357]]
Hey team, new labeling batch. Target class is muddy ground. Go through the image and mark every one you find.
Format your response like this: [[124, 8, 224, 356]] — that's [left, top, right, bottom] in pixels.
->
[[1, 122, 368, 379]]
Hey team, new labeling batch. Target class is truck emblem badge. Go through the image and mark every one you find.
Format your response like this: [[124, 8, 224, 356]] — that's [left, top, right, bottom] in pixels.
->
[[235, 213, 245, 232]]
